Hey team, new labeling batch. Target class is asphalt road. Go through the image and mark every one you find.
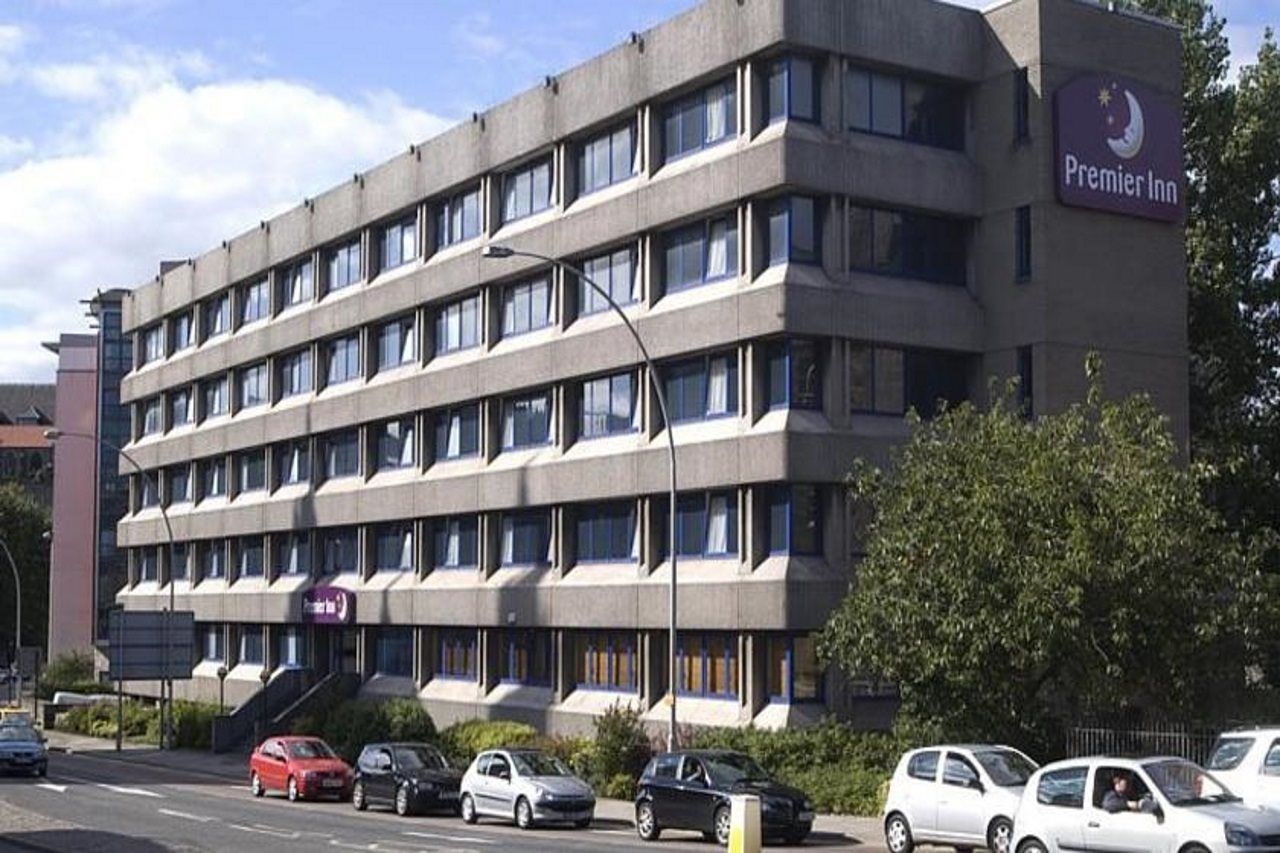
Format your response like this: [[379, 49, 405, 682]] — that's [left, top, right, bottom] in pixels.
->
[[0, 752, 881, 853]]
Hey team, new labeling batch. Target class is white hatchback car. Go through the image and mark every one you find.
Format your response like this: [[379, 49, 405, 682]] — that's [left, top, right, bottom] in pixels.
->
[[883, 745, 1038, 853], [1011, 755, 1280, 853], [1206, 728, 1280, 808], [459, 748, 595, 830]]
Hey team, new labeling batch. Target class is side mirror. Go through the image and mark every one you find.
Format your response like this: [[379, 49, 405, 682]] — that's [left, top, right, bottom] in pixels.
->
[[970, 778, 985, 794], [1152, 804, 1164, 824], [498, 768, 511, 781]]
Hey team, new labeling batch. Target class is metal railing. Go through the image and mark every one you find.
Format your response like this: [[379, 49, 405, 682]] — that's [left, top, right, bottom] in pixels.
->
[[1065, 722, 1222, 765]]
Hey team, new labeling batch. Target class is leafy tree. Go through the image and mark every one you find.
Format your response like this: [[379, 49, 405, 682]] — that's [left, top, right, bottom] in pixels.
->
[[0, 482, 50, 662], [820, 360, 1274, 753]]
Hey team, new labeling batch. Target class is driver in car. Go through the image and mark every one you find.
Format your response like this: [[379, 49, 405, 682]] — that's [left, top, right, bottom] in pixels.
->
[[1102, 772, 1157, 814]]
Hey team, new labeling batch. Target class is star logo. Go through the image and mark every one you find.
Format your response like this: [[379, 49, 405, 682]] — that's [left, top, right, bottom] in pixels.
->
[[1098, 87, 1112, 107]]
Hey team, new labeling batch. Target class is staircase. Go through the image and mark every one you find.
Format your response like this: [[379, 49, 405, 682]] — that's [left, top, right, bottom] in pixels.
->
[[270, 670, 361, 733], [210, 668, 312, 753]]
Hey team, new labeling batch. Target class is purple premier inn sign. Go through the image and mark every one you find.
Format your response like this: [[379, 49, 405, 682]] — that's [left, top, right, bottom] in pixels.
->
[[1055, 75, 1183, 222], [302, 586, 354, 625]]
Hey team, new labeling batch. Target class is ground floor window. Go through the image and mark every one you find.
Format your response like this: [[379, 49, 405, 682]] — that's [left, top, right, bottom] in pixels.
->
[[239, 626, 264, 666], [574, 631, 636, 691], [279, 627, 306, 668], [677, 632, 736, 699], [766, 635, 823, 703], [438, 629, 476, 680], [201, 624, 224, 663], [498, 629, 554, 686], [376, 627, 413, 677]]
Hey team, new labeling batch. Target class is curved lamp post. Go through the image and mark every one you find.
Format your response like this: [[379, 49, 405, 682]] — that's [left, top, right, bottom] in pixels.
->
[[481, 244, 680, 751]]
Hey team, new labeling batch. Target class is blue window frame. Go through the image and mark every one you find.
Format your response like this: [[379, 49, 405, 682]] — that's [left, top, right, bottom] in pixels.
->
[[274, 533, 311, 576], [433, 516, 479, 569], [380, 214, 417, 272], [326, 239, 362, 292], [849, 346, 968, 419], [170, 387, 192, 427], [373, 523, 414, 572], [141, 397, 162, 435], [676, 632, 736, 699], [326, 334, 361, 385], [435, 186, 482, 248], [321, 429, 360, 480], [238, 536, 265, 578], [579, 247, 636, 316], [767, 484, 823, 556], [845, 66, 964, 151], [500, 510, 550, 566], [438, 629, 477, 680], [499, 630, 554, 686], [501, 157, 553, 224], [278, 348, 312, 398], [138, 472, 159, 508], [435, 293, 483, 354], [240, 278, 270, 326], [201, 624, 225, 661], [169, 312, 193, 353], [279, 627, 306, 669], [200, 457, 227, 499], [237, 449, 266, 493], [138, 548, 158, 581], [376, 315, 415, 372], [848, 205, 966, 286], [576, 630, 636, 691], [237, 362, 268, 410], [374, 417, 415, 471], [661, 214, 738, 293], [274, 439, 311, 486], [766, 196, 820, 266], [577, 501, 636, 563], [501, 275, 553, 337], [766, 56, 819, 123], [502, 391, 552, 449], [239, 626, 264, 665], [580, 371, 636, 438], [434, 404, 480, 461], [662, 491, 738, 558], [767, 635, 824, 703], [320, 527, 359, 574], [281, 257, 314, 307], [167, 464, 191, 505], [203, 292, 231, 340], [664, 351, 738, 423], [578, 122, 636, 196], [375, 627, 413, 676], [201, 540, 226, 580], [766, 339, 822, 410], [663, 76, 736, 162]]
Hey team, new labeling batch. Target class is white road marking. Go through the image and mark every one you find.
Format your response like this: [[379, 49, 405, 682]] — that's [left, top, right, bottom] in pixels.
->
[[35, 782, 67, 793], [328, 841, 376, 851], [157, 808, 215, 823], [96, 783, 163, 798], [401, 829, 495, 845], [229, 822, 300, 839]]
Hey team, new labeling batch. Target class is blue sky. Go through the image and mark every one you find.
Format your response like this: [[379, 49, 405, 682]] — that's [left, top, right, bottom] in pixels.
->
[[0, 0, 1274, 382]]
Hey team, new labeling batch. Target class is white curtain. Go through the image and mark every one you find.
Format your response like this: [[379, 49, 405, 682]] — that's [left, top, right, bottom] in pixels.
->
[[630, 512, 641, 559], [445, 523, 460, 566], [706, 84, 727, 141], [400, 321, 415, 363], [399, 424, 415, 467], [501, 407, 515, 448], [707, 357, 729, 414], [501, 518, 515, 564], [707, 495, 729, 554], [287, 448, 300, 483], [399, 530, 414, 570], [446, 413, 462, 458], [707, 219, 728, 278], [539, 279, 554, 327], [545, 517, 555, 564], [625, 252, 641, 303]]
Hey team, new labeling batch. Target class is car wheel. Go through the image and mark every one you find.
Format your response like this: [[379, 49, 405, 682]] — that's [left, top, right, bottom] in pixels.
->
[[1017, 840, 1048, 853], [714, 805, 732, 846], [1181, 847, 1210, 853], [287, 776, 300, 802], [460, 793, 478, 824], [784, 826, 810, 845], [515, 796, 534, 830], [395, 783, 413, 817], [250, 772, 264, 798], [574, 817, 591, 829], [36, 764, 47, 779], [988, 817, 1014, 853], [885, 813, 914, 853], [636, 801, 660, 841], [352, 780, 367, 811]]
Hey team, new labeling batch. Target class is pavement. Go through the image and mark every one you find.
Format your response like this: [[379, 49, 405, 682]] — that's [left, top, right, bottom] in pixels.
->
[[0, 728, 892, 852]]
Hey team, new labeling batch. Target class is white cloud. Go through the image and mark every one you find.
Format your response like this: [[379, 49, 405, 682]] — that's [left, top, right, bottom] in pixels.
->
[[27, 46, 213, 101], [1225, 23, 1269, 82], [0, 76, 451, 382], [0, 134, 33, 163], [452, 12, 507, 59], [0, 23, 31, 83]]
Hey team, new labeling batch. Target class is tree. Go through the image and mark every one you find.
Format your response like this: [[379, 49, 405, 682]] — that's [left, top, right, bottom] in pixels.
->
[[819, 359, 1274, 753], [0, 482, 50, 661]]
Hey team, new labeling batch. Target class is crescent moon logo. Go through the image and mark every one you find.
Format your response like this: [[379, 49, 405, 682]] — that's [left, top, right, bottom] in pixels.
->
[[335, 592, 347, 622], [1106, 90, 1145, 160]]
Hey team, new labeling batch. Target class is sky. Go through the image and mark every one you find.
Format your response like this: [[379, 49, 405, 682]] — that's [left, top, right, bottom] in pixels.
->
[[0, 0, 1274, 385]]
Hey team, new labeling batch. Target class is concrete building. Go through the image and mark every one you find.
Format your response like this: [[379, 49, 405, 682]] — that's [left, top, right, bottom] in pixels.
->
[[112, 0, 1186, 732]]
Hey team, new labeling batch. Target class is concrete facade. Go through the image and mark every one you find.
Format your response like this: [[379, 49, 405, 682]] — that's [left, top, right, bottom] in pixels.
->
[[111, 0, 1186, 733]]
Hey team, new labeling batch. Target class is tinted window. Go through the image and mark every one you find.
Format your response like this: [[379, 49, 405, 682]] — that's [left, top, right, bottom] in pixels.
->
[[907, 751, 938, 781], [1263, 742, 1280, 777], [943, 755, 980, 788], [649, 754, 680, 780], [1037, 767, 1087, 808], [1207, 737, 1254, 771], [973, 749, 1038, 787]]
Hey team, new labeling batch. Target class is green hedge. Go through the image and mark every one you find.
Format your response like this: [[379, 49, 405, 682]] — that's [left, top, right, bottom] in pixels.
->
[[291, 698, 437, 764], [438, 719, 538, 766], [56, 699, 220, 749], [38, 650, 99, 701]]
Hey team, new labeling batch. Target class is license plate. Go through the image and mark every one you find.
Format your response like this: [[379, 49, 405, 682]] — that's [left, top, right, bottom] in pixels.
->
[[798, 811, 814, 822], [321, 779, 344, 788]]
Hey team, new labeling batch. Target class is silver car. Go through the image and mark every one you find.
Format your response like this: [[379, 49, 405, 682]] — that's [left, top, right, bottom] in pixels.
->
[[459, 748, 595, 830]]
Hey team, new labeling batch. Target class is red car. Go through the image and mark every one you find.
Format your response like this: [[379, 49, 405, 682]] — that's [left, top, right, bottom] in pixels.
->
[[249, 736, 353, 802]]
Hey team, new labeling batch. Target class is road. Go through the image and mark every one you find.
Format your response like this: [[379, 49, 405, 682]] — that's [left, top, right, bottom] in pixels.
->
[[0, 751, 884, 852]]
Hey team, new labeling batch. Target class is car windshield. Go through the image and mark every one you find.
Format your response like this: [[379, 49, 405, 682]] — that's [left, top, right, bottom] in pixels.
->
[[511, 753, 571, 777], [1206, 738, 1254, 771], [0, 726, 38, 743], [1142, 759, 1238, 806], [973, 749, 1038, 786], [287, 740, 336, 760], [704, 753, 773, 785], [396, 745, 448, 771]]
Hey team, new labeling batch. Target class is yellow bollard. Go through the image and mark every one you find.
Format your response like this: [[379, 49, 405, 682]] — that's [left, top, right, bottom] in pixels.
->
[[727, 793, 762, 853]]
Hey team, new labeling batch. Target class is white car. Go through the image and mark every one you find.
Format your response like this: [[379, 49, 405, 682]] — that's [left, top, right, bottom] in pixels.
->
[[1011, 755, 1280, 853], [883, 744, 1038, 853], [1207, 728, 1280, 808], [459, 748, 595, 830]]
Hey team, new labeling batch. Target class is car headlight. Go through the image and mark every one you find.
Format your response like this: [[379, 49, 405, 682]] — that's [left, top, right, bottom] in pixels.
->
[[801, 800, 813, 813], [1225, 822, 1261, 847]]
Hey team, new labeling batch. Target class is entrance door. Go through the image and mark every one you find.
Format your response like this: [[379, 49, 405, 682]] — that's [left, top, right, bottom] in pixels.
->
[[327, 629, 358, 674]]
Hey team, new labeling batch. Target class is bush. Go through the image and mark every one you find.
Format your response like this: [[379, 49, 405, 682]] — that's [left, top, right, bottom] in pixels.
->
[[171, 701, 218, 750], [438, 719, 537, 766], [583, 703, 651, 799], [382, 697, 436, 743], [321, 701, 393, 764], [57, 698, 218, 749], [39, 650, 98, 700]]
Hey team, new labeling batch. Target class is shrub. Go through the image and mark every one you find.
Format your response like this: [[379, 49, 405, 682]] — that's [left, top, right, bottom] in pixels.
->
[[321, 701, 390, 764], [382, 697, 436, 743], [39, 650, 98, 700], [438, 719, 537, 766], [585, 703, 651, 798], [600, 772, 636, 800], [171, 701, 219, 750]]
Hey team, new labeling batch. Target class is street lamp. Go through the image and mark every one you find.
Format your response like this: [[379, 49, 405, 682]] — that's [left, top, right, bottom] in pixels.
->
[[44, 428, 178, 749], [216, 664, 228, 714], [481, 244, 680, 751], [258, 667, 271, 745], [0, 539, 20, 706]]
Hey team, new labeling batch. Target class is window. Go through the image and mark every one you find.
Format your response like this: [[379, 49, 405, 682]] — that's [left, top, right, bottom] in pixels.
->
[[274, 440, 311, 487], [501, 275, 554, 337], [766, 56, 818, 123], [238, 536, 264, 578], [326, 334, 361, 386], [200, 457, 227, 500], [501, 157, 553, 223], [240, 279, 269, 326], [435, 186, 481, 247], [167, 464, 191, 505], [138, 474, 159, 508], [201, 625, 224, 661], [141, 397, 162, 435], [433, 517, 479, 569], [434, 404, 480, 461], [274, 533, 311, 576], [766, 339, 822, 410], [575, 631, 636, 691], [499, 630, 553, 686], [278, 348, 312, 398], [204, 292, 231, 340], [905, 349, 969, 419], [581, 372, 637, 438], [665, 352, 738, 423], [239, 626, 264, 665], [848, 205, 967, 285], [579, 247, 637, 315], [435, 293, 483, 354], [321, 429, 360, 480], [140, 324, 164, 365], [169, 312, 193, 353], [944, 755, 980, 788], [281, 257, 314, 308], [376, 316, 416, 372], [327, 239, 362, 292], [380, 214, 417, 272], [845, 66, 964, 151], [1014, 67, 1030, 142], [1036, 767, 1087, 808], [850, 346, 966, 419], [663, 76, 737, 161], [501, 510, 551, 566], [766, 196, 819, 265], [201, 375, 229, 419], [908, 751, 940, 782], [766, 635, 822, 702], [201, 541, 226, 580], [169, 388, 193, 428], [170, 543, 189, 581], [677, 633, 736, 698], [237, 449, 266, 493], [237, 362, 268, 410], [502, 390, 553, 449], [664, 491, 738, 558], [320, 527, 359, 574], [577, 501, 637, 563], [1017, 346, 1034, 418], [279, 628, 305, 668], [1016, 205, 1032, 280], [1263, 741, 1280, 777], [578, 122, 636, 195], [374, 524, 414, 572], [438, 629, 477, 680], [768, 485, 823, 555], [374, 417, 416, 471], [375, 627, 413, 676], [661, 214, 738, 292]]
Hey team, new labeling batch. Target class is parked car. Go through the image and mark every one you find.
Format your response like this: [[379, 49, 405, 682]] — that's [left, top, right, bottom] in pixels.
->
[[634, 749, 814, 846], [0, 724, 46, 777], [1011, 755, 1280, 853], [883, 744, 1038, 853], [0, 707, 34, 727], [459, 748, 594, 829], [352, 742, 462, 816], [1206, 727, 1280, 807], [249, 735, 352, 802]]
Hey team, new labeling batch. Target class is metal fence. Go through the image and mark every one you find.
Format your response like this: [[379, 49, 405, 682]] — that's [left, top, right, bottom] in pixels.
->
[[1065, 723, 1222, 766]]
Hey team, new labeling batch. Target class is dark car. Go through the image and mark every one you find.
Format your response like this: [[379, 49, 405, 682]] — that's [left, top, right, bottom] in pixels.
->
[[352, 742, 463, 817], [635, 750, 814, 845], [0, 724, 47, 777]]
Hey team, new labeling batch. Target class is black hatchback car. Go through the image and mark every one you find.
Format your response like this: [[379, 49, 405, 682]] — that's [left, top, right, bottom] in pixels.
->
[[635, 750, 814, 845], [352, 742, 462, 816]]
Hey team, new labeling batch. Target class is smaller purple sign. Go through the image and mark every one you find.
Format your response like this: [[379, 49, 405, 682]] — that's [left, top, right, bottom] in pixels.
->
[[1055, 75, 1183, 222], [302, 586, 354, 625]]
